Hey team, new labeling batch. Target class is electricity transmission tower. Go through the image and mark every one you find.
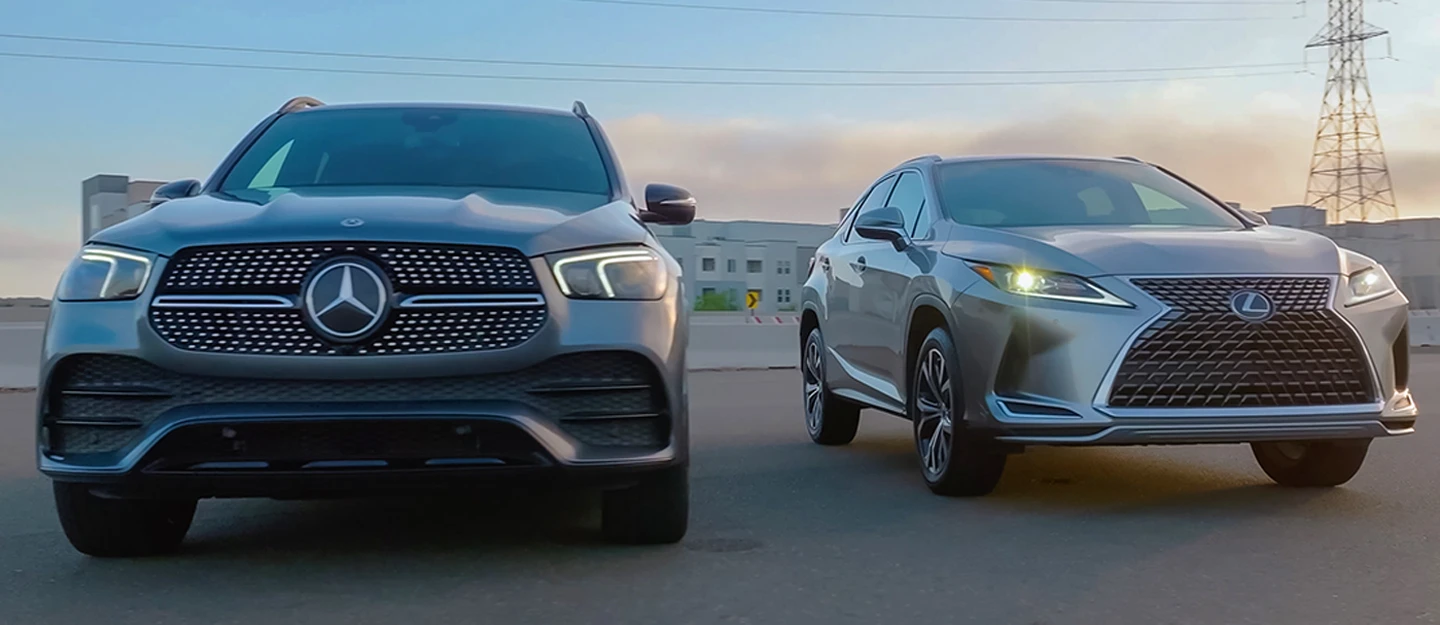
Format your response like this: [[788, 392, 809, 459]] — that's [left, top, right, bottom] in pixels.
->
[[1304, 0, 1398, 223]]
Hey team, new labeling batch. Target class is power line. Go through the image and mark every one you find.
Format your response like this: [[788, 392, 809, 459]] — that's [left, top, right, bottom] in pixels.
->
[[1021, 0, 1292, 4], [0, 51, 1304, 87], [558, 0, 1296, 22], [0, 33, 1305, 76]]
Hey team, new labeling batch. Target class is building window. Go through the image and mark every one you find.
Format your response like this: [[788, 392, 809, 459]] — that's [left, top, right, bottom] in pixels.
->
[[776, 288, 792, 304], [701, 258, 715, 272], [776, 260, 792, 275], [701, 287, 716, 296], [747, 260, 763, 273], [727, 259, 737, 273]]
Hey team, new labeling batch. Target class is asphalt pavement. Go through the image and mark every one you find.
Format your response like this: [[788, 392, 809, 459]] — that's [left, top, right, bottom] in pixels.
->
[[3, 361, 1440, 625]]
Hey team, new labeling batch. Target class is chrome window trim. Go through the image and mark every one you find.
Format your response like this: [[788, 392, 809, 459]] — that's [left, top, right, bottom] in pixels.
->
[[1089, 274, 1382, 416]]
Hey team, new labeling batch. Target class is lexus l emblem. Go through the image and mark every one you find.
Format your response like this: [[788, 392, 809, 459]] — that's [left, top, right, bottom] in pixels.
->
[[303, 258, 390, 341], [341, 218, 365, 228], [1229, 289, 1275, 323]]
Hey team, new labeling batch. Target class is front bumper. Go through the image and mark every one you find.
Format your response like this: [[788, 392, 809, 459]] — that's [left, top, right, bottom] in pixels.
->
[[36, 256, 689, 494], [952, 274, 1418, 446]]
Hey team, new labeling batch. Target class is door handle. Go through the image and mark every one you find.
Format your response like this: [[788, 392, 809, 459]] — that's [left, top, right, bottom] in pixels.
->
[[853, 256, 868, 273]]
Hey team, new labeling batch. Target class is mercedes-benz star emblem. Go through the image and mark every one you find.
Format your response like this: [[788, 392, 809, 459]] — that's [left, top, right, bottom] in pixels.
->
[[304, 259, 389, 341], [1229, 289, 1275, 323], [340, 218, 365, 228]]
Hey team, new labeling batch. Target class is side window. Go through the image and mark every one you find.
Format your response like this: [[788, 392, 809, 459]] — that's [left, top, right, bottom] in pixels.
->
[[248, 140, 295, 189], [886, 172, 928, 236], [1132, 183, 1191, 223], [844, 175, 899, 244]]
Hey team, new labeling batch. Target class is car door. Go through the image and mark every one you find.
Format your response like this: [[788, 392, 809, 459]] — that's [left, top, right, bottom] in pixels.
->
[[826, 174, 898, 385], [853, 170, 932, 392]]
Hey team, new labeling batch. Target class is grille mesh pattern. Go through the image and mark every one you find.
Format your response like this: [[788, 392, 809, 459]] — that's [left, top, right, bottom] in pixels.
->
[[559, 418, 669, 448], [47, 353, 667, 454], [150, 306, 547, 355], [1107, 277, 1376, 408], [159, 243, 538, 294]]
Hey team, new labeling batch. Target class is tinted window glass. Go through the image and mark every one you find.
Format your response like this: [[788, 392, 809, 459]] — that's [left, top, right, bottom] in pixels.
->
[[222, 107, 610, 195], [845, 175, 898, 243], [935, 160, 1239, 228], [886, 172, 928, 234]]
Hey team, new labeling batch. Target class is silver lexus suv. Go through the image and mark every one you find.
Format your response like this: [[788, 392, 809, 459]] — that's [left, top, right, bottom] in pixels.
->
[[801, 154, 1416, 496], [38, 97, 697, 556]]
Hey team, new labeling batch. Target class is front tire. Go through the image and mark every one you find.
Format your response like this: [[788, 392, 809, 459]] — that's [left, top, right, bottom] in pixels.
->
[[910, 327, 1006, 497], [601, 465, 689, 545], [1251, 440, 1371, 488], [803, 327, 861, 446], [53, 482, 197, 558]]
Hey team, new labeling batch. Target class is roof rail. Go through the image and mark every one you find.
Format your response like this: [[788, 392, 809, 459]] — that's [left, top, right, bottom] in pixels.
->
[[277, 96, 325, 115], [898, 154, 943, 167], [572, 100, 590, 118], [1114, 155, 1146, 163]]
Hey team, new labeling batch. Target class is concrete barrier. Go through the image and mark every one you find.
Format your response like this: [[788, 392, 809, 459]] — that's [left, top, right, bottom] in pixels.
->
[[0, 323, 43, 389]]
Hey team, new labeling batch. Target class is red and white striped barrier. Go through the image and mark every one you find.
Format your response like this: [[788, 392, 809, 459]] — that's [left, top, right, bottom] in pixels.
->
[[744, 315, 801, 325]]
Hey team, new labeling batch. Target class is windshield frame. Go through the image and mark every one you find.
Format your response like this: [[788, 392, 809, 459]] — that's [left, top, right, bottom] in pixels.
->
[[206, 104, 621, 200], [930, 157, 1247, 230]]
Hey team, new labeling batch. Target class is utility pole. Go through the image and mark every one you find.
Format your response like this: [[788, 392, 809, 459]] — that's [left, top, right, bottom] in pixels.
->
[[1303, 0, 1398, 223]]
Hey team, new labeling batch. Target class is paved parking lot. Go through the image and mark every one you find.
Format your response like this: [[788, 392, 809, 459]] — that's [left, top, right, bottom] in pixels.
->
[[3, 361, 1439, 625]]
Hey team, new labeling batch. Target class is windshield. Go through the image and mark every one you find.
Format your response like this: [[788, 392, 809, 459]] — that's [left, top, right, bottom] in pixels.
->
[[935, 159, 1241, 228], [220, 107, 611, 195]]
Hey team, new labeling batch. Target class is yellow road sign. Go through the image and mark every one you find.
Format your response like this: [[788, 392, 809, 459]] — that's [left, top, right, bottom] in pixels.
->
[[746, 290, 761, 309]]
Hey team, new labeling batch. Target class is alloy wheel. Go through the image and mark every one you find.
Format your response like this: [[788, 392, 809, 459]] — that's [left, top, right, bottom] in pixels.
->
[[915, 346, 953, 479], [803, 334, 824, 435]]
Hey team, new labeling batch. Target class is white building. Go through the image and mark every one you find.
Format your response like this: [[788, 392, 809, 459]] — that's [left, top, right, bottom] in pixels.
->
[[650, 219, 839, 314], [81, 174, 165, 242], [1259, 205, 1440, 309]]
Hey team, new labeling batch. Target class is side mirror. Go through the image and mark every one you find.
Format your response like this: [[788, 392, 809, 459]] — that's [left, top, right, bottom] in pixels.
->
[[149, 179, 202, 207], [641, 183, 697, 225], [854, 206, 911, 250]]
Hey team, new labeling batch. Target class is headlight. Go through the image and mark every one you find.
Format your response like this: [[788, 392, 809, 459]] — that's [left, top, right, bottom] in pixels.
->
[[1344, 265, 1397, 306], [967, 262, 1132, 307], [55, 246, 154, 301], [548, 246, 668, 300]]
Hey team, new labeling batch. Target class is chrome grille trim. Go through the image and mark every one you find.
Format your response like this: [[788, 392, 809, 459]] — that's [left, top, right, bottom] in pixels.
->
[[152, 295, 295, 309], [398, 294, 547, 308]]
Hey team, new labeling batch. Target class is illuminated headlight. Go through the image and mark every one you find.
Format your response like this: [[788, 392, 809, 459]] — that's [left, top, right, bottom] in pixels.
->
[[55, 246, 154, 301], [1344, 265, 1397, 306], [548, 246, 668, 300], [968, 262, 1132, 307]]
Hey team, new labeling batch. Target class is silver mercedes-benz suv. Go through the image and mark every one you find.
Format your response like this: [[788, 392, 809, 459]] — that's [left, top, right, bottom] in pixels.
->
[[801, 154, 1416, 496], [38, 97, 697, 556]]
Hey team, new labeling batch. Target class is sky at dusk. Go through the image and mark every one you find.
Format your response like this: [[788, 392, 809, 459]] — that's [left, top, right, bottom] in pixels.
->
[[1, 0, 1438, 296]]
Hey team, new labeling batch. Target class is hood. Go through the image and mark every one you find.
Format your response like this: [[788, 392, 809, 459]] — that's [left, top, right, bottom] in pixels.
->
[[941, 224, 1343, 277], [91, 186, 649, 257]]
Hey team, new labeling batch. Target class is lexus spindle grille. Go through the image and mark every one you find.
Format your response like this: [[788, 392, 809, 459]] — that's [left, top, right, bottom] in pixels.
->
[[1107, 277, 1377, 409], [149, 242, 547, 355]]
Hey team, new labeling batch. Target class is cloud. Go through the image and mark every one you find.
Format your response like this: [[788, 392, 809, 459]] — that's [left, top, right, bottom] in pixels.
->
[[606, 101, 1440, 224]]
